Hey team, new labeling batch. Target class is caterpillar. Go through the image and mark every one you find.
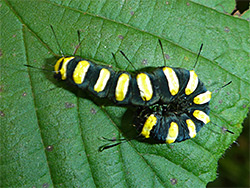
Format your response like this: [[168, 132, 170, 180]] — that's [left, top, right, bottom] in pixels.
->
[[55, 52, 213, 144], [25, 26, 232, 150], [55, 49, 234, 150], [52, 30, 214, 145]]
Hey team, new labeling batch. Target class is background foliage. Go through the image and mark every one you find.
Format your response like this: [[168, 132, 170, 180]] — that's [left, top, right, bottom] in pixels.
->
[[1, 0, 249, 187]]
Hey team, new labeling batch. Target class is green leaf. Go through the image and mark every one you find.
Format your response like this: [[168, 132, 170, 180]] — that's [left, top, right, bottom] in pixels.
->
[[191, 0, 236, 15], [192, 0, 250, 21], [1, 0, 249, 187]]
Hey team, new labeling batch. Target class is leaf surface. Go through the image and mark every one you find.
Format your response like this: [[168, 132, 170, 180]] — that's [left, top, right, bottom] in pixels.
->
[[1, 0, 250, 187]]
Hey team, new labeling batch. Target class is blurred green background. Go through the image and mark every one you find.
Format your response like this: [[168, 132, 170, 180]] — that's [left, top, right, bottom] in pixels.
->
[[208, 111, 249, 187]]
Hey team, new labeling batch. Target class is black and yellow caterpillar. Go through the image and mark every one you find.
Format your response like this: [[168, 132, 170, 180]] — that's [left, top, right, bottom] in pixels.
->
[[25, 26, 232, 150], [54, 54, 212, 144]]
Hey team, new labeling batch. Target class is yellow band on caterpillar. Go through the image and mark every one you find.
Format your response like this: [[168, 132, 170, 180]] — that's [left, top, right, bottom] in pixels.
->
[[186, 119, 196, 138], [162, 67, 179, 96], [54, 57, 64, 73], [73, 60, 90, 84], [193, 110, 210, 124], [166, 122, 179, 144], [136, 73, 153, 101], [94, 68, 111, 93], [185, 70, 198, 95], [59, 57, 74, 80], [115, 73, 130, 101], [193, 91, 212, 104], [141, 114, 157, 138]]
